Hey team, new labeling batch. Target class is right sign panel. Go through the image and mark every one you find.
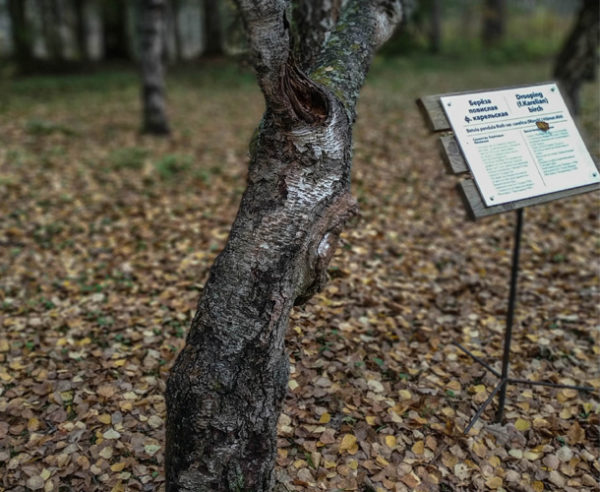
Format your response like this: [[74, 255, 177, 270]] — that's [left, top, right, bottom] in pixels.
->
[[441, 83, 599, 206]]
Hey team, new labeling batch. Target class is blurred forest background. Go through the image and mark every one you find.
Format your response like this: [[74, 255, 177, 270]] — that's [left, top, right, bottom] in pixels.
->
[[0, 1, 598, 491], [0, 0, 589, 68]]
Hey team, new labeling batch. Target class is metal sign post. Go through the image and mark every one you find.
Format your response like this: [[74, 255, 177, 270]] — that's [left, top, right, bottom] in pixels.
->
[[453, 208, 593, 433], [417, 83, 599, 433]]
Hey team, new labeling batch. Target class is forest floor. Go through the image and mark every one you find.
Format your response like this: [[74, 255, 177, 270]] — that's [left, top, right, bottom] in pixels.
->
[[0, 57, 598, 492]]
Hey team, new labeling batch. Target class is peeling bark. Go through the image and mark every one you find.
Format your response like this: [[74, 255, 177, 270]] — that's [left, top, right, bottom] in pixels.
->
[[553, 0, 599, 116], [139, 0, 170, 135], [165, 1, 406, 490]]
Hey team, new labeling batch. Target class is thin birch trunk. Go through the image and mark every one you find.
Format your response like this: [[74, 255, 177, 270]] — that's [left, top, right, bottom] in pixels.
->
[[139, 0, 170, 135]]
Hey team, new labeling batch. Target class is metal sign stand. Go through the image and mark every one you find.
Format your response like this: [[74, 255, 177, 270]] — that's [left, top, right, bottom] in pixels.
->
[[453, 208, 593, 433], [417, 87, 599, 433]]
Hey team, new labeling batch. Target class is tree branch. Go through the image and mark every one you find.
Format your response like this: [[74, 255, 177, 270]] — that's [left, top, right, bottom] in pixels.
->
[[291, 0, 343, 70], [234, 0, 291, 112], [310, 0, 406, 119]]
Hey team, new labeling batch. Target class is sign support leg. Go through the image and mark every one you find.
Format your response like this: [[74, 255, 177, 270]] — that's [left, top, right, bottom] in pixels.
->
[[454, 208, 593, 434], [494, 208, 523, 423]]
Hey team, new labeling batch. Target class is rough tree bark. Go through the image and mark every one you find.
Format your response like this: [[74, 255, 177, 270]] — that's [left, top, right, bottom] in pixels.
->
[[481, 0, 505, 47], [553, 0, 600, 116], [139, 0, 170, 135], [165, 0, 407, 490], [291, 0, 343, 69]]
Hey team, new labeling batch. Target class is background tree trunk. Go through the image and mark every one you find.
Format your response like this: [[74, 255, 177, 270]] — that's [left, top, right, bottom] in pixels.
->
[[139, 0, 170, 135], [8, 0, 33, 70], [482, 0, 505, 47], [429, 0, 441, 53], [203, 0, 223, 56], [165, 0, 406, 490], [171, 0, 182, 60], [102, 0, 129, 59], [40, 0, 63, 60], [73, 0, 88, 60], [553, 0, 599, 116]]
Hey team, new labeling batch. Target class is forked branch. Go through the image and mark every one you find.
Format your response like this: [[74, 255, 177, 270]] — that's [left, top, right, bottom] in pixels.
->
[[310, 0, 406, 118], [234, 0, 291, 113]]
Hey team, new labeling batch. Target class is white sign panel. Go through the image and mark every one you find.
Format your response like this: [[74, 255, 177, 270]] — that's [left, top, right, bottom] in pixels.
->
[[441, 83, 599, 206]]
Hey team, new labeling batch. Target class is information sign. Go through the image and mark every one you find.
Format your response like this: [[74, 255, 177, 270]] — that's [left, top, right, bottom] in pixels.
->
[[441, 83, 599, 206]]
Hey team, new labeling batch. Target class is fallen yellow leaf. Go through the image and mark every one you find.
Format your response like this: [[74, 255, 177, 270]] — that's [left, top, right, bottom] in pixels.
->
[[485, 476, 503, 489], [532, 481, 544, 492], [488, 455, 500, 467], [27, 418, 40, 432], [515, 418, 531, 431], [398, 389, 412, 400], [339, 434, 357, 453], [412, 440, 424, 455], [472, 384, 486, 393], [447, 380, 461, 391], [110, 462, 126, 472], [376, 455, 390, 467]]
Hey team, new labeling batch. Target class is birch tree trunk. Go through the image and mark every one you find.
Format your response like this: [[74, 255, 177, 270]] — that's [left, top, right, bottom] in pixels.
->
[[165, 0, 407, 490], [553, 0, 599, 116], [139, 0, 170, 135]]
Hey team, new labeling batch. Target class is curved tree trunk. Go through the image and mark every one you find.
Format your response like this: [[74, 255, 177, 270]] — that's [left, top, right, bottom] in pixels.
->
[[165, 0, 407, 490], [139, 0, 170, 135], [553, 0, 600, 116]]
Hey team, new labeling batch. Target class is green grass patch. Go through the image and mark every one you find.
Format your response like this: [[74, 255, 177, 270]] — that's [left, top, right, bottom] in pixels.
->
[[25, 118, 77, 136], [153, 154, 193, 179], [109, 147, 148, 170]]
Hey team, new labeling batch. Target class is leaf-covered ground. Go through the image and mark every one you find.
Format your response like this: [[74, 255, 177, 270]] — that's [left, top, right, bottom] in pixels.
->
[[0, 58, 598, 492]]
